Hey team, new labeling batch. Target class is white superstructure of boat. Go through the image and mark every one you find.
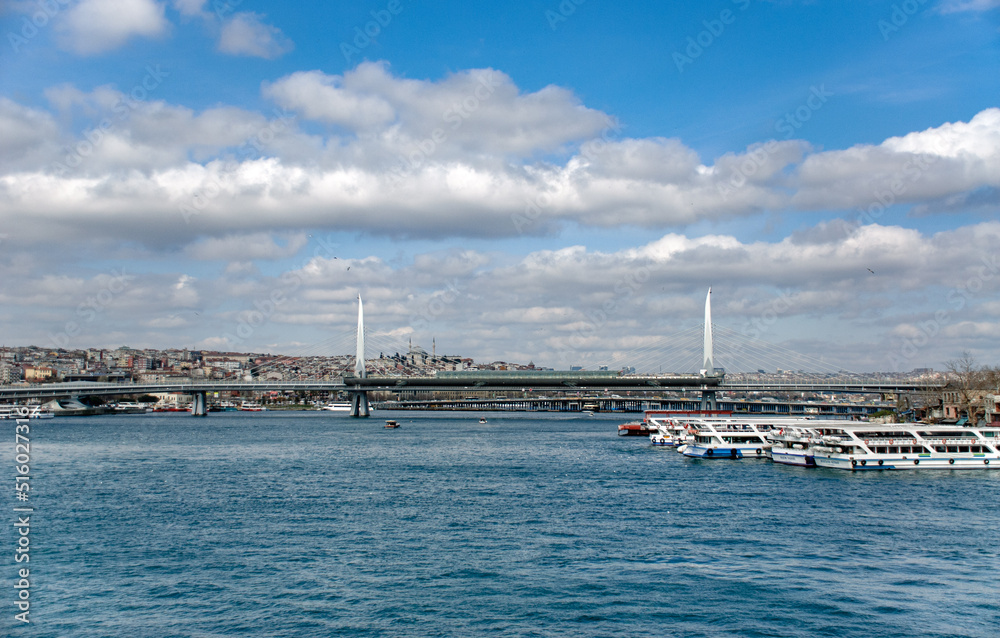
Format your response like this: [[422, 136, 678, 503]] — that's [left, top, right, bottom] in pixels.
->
[[679, 418, 776, 459], [809, 423, 1000, 470], [648, 417, 693, 447], [0, 405, 54, 419], [645, 411, 732, 447], [675, 416, 859, 459], [765, 424, 822, 466], [321, 402, 351, 411]]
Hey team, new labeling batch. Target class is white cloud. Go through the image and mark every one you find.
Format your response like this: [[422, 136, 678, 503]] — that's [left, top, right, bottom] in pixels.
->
[[0, 98, 62, 171], [172, 0, 207, 17], [57, 0, 169, 55], [185, 232, 309, 261], [1, 67, 999, 251], [792, 108, 1000, 211], [217, 12, 293, 59], [937, 0, 1000, 13], [263, 62, 612, 156], [5, 220, 998, 370], [263, 70, 397, 130]]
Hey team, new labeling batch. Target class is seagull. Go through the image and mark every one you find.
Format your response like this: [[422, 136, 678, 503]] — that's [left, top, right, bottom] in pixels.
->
[[867, 268, 875, 274]]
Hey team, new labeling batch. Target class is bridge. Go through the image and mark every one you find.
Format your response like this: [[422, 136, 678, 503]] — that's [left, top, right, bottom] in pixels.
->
[[1, 291, 945, 416]]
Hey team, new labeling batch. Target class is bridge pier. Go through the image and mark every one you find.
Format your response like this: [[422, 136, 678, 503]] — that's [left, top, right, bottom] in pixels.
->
[[349, 391, 370, 418], [699, 389, 717, 412], [191, 391, 208, 417]]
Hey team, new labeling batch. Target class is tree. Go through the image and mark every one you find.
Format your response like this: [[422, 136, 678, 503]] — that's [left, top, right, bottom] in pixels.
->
[[944, 351, 991, 423]]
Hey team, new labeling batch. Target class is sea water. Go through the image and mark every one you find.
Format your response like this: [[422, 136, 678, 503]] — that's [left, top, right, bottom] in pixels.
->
[[6, 411, 999, 637]]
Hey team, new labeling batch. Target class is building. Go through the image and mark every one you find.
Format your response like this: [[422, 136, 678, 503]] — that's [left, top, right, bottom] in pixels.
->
[[23, 366, 57, 383], [0, 365, 24, 384]]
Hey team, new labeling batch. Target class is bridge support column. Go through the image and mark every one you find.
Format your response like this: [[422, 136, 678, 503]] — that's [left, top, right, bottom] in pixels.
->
[[700, 389, 717, 412], [191, 391, 208, 417], [349, 391, 370, 418]]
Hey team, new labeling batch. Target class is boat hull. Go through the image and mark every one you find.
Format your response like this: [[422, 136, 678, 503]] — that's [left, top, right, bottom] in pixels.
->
[[769, 450, 816, 467], [814, 453, 999, 470], [682, 445, 768, 459]]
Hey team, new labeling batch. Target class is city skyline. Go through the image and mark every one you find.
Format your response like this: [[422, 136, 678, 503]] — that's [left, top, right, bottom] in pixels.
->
[[2, 1, 999, 372]]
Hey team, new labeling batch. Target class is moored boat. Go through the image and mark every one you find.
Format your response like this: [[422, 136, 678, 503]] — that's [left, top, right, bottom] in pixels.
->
[[618, 419, 654, 436], [681, 419, 773, 459], [809, 423, 1000, 470], [645, 410, 731, 446], [0, 405, 55, 419], [765, 424, 829, 467]]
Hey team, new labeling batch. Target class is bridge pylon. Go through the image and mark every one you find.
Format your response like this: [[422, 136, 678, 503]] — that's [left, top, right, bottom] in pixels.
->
[[699, 287, 720, 410], [349, 293, 370, 418]]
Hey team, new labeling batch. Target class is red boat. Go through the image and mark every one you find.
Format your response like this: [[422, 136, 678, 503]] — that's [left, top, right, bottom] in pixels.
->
[[617, 420, 654, 436]]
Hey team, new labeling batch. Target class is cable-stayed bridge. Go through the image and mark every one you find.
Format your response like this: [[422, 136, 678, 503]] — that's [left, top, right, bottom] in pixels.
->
[[1, 291, 945, 416]]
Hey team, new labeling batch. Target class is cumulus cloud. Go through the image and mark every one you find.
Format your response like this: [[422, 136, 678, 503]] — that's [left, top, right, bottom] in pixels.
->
[[263, 69, 397, 130], [1, 65, 998, 252], [56, 0, 169, 55], [185, 232, 309, 261], [3, 221, 997, 371], [792, 108, 1000, 212], [217, 12, 293, 59]]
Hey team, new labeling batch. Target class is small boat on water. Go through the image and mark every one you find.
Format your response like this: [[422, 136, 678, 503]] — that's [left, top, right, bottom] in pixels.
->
[[479, 417, 488, 424], [617, 420, 654, 436], [239, 402, 267, 412], [321, 402, 351, 412], [384, 420, 400, 428]]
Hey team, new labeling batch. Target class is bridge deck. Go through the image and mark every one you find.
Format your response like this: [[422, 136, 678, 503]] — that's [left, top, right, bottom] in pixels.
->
[[0, 375, 945, 402]]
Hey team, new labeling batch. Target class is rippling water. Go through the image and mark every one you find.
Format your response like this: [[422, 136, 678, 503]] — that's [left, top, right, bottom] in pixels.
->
[[9, 411, 1000, 637]]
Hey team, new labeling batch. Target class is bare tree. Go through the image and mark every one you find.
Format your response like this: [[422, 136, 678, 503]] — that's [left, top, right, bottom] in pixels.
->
[[944, 351, 991, 423]]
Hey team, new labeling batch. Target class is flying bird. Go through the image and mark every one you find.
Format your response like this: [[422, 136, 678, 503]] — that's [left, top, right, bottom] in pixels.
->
[[867, 268, 875, 274]]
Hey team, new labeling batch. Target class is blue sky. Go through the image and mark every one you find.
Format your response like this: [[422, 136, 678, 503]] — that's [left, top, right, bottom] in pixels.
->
[[1, 0, 999, 372]]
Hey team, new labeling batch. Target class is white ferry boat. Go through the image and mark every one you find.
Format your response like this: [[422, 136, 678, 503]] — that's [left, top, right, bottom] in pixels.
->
[[680, 419, 776, 459], [810, 423, 1000, 470], [649, 419, 694, 447], [765, 424, 822, 466], [0, 405, 54, 419], [646, 411, 731, 447], [321, 402, 351, 412]]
